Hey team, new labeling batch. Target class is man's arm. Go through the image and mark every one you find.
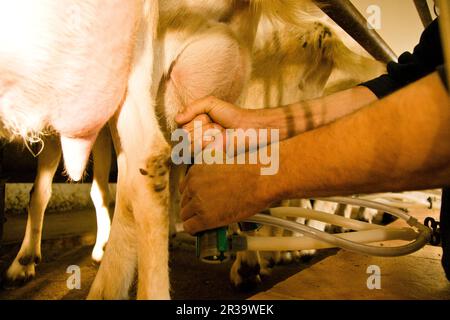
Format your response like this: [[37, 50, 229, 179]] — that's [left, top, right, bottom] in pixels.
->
[[181, 72, 450, 234], [175, 86, 378, 143], [270, 72, 450, 201], [252, 86, 377, 140]]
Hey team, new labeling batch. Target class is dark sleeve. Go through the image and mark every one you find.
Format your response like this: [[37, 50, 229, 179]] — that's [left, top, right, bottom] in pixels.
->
[[437, 65, 448, 91], [361, 19, 444, 98]]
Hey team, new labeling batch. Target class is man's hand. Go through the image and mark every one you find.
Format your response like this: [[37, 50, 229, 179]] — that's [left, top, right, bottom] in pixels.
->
[[180, 162, 273, 235], [175, 97, 256, 153], [175, 96, 250, 129]]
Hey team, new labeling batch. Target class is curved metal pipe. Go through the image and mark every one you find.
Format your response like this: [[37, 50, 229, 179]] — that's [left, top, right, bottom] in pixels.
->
[[414, 0, 433, 28]]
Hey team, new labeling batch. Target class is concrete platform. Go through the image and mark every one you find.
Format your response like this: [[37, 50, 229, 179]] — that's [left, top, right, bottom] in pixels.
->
[[250, 208, 450, 300]]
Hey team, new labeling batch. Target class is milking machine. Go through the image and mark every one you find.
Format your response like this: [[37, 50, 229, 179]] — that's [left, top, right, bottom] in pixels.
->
[[195, 193, 442, 264]]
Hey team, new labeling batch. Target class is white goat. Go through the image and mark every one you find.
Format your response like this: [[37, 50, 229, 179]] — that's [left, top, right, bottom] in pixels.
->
[[1, 0, 384, 299]]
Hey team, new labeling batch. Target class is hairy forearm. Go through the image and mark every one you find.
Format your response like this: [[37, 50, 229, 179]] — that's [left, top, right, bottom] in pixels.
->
[[246, 86, 378, 140], [261, 72, 450, 202]]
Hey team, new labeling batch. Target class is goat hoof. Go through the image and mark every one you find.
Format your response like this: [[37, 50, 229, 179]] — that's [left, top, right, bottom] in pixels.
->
[[4, 257, 38, 288], [233, 262, 262, 291], [235, 275, 261, 292], [19, 254, 41, 266]]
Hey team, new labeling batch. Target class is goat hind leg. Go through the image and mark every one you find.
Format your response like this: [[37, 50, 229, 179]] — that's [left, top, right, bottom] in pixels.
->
[[107, 107, 171, 299], [5, 137, 61, 285], [87, 147, 138, 300], [133, 144, 171, 299], [90, 126, 113, 263], [91, 60, 172, 300]]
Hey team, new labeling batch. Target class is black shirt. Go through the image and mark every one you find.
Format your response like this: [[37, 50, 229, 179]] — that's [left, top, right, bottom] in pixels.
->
[[362, 19, 447, 96], [360, 18, 450, 281]]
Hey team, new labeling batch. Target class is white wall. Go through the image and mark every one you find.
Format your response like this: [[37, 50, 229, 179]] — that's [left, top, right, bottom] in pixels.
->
[[351, 0, 437, 56], [5, 183, 116, 215]]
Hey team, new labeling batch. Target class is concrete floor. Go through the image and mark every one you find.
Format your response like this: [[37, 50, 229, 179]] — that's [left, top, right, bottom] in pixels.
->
[[0, 210, 334, 300], [0, 208, 449, 300]]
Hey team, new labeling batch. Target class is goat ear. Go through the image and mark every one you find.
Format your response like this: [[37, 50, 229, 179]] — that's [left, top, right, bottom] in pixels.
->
[[60, 132, 98, 181]]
